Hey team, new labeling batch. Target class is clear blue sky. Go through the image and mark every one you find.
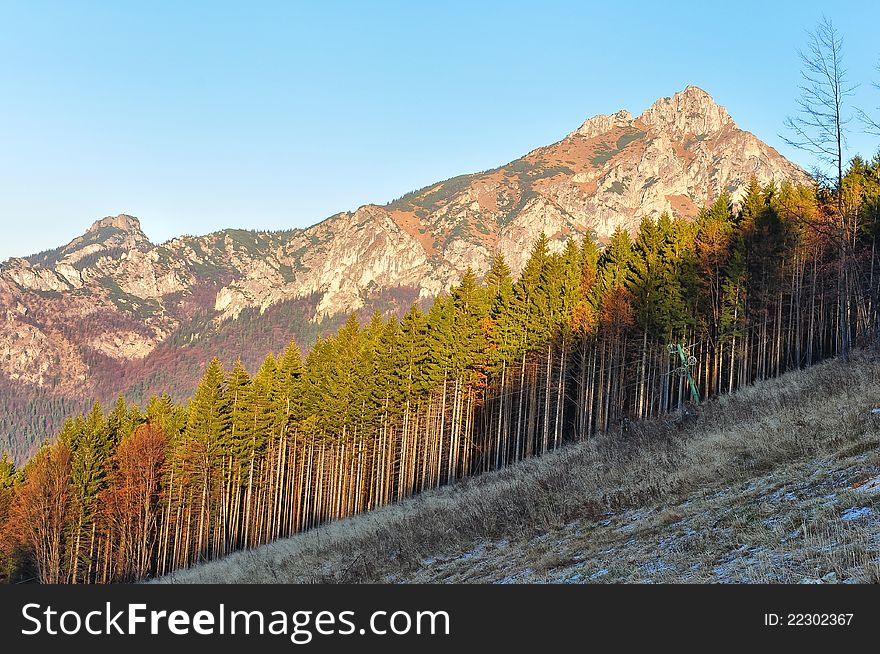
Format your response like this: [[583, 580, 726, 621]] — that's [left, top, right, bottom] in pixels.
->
[[2, 0, 880, 261]]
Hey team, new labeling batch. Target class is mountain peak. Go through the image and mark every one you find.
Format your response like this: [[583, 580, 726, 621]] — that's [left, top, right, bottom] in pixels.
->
[[638, 85, 734, 135], [573, 109, 634, 139], [63, 213, 150, 260], [87, 214, 144, 235]]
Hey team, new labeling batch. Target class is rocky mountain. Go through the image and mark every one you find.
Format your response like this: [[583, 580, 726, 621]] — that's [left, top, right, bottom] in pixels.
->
[[0, 85, 808, 460]]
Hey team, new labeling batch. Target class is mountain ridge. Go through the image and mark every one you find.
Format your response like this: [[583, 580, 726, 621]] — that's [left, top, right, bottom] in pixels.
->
[[0, 85, 810, 460]]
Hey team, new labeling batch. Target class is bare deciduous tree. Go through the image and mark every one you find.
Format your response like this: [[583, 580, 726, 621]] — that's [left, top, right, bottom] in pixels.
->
[[783, 16, 857, 358], [784, 16, 856, 201]]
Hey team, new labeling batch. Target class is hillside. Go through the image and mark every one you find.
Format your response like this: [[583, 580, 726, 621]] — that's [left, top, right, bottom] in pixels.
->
[[156, 350, 880, 584], [0, 85, 808, 461]]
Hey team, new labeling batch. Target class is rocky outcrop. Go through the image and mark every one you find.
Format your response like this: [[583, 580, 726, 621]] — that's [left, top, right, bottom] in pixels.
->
[[0, 322, 88, 387], [574, 109, 635, 139], [5, 259, 74, 293], [638, 85, 734, 137], [86, 330, 160, 360]]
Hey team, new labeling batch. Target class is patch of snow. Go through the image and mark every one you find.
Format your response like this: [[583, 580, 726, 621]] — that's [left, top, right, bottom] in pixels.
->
[[640, 560, 671, 575], [590, 569, 609, 579], [497, 569, 534, 584], [458, 542, 488, 561], [840, 507, 874, 522], [764, 515, 784, 529]]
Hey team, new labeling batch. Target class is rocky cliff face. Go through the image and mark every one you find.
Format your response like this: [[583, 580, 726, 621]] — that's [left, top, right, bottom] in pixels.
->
[[215, 87, 806, 318], [0, 86, 809, 459]]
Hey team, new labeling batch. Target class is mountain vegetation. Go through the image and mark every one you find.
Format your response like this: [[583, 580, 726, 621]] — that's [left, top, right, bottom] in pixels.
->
[[155, 349, 880, 584], [2, 151, 879, 581], [0, 86, 805, 463]]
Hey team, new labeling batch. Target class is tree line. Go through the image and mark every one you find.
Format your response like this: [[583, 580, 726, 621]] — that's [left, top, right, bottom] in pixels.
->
[[2, 150, 879, 583]]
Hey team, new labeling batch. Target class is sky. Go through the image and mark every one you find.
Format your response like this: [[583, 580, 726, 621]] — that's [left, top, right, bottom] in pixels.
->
[[1, 0, 880, 261]]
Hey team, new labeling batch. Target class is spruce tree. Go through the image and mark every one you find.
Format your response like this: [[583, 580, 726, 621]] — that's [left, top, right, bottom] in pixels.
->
[[184, 358, 231, 464], [485, 254, 516, 364], [512, 232, 552, 349], [277, 340, 304, 424], [226, 359, 254, 468], [398, 305, 431, 398]]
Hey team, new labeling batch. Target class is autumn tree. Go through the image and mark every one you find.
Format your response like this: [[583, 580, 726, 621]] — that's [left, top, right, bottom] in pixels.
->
[[10, 441, 72, 583], [102, 423, 166, 581]]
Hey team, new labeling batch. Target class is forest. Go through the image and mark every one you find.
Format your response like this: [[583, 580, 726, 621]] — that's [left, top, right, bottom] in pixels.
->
[[1, 147, 879, 583]]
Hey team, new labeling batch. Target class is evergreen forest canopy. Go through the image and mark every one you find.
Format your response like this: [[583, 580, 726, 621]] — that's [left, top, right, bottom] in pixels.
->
[[2, 156, 880, 583]]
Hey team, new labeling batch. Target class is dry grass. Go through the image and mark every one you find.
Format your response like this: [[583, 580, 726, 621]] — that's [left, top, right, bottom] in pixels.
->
[[155, 349, 880, 584]]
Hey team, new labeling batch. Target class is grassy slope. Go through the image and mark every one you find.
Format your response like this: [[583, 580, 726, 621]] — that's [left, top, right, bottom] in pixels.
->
[[156, 349, 880, 584]]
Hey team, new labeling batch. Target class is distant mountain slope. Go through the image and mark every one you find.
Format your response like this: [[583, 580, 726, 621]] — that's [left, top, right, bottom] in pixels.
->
[[154, 352, 880, 584], [0, 85, 808, 460]]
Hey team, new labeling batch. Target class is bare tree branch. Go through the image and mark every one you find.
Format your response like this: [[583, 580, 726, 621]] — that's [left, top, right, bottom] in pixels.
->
[[856, 63, 880, 136], [781, 16, 856, 190]]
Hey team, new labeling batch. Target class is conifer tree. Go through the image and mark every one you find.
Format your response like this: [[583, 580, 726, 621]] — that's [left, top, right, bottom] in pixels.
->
[[185, 359, 230, 459], [145, 394, 186, 447], [398, 306, 431, 398], [277, 340, 304, 424], [61, 404, 111, 583], [226, 359, 254, 468], [451, 268, 490, 383], [485, 254, 516, 363], [512, 232, 552, 349], [108, 395, 142, 446]]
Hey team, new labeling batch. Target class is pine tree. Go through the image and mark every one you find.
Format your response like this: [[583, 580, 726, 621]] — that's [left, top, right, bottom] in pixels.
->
[[252, 353, 282, 447], [277, 340, 304, 424], [61, 403, 112, 583], [185, 358, 231, 462], [485, 254, 516, 363], [512, 232, 552, 349], [226, 359, 254, 468], [398, 306, 431, 398], [570, 235, 600, 335], [145, 394, 186, 447], [451, 268, 490, 383], [424, 297, 456, 387], [10, 176, 880, 585], [181, 358, 230, 562], [484, 253, 513, 293], [108, 395, 142, 446]]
